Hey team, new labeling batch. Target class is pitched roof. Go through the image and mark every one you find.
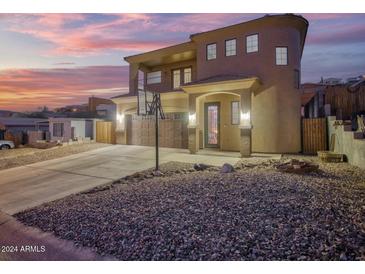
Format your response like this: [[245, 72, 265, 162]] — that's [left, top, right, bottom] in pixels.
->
[[301, 92, 316, 106]]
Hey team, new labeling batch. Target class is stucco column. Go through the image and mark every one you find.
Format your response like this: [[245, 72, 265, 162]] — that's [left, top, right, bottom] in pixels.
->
[[240, 89, 252, 157], [129, 63, 139, 96], [188, 94, 199, 154]]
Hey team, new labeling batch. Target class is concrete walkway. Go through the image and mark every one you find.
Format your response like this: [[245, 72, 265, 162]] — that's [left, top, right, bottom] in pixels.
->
[[0, 145, 242, 215]]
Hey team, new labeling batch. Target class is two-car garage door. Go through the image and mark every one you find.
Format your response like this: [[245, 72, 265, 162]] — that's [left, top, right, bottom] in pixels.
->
[[126, 113, 188, 149]]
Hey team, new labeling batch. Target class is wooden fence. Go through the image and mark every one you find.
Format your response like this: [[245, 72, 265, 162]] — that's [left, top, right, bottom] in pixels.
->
[[126, 114, 188, 149], [325, 85, 365, 119], [302, 118, 327, 154], [96, 121, 116, 144]]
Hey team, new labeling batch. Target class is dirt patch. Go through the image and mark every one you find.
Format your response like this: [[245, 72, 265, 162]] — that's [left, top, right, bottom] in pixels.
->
[[15, 158, 365, 260], [0, 143, 110, 171]]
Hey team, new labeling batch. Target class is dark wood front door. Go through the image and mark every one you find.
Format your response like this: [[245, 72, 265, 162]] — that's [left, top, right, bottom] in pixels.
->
[[204, 102, 220, 148]]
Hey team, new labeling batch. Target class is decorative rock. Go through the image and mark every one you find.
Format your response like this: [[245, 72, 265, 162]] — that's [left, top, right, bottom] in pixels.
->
[[152, 170, 164, 177], [221, 163, 235, 173], [15, 159, 365, 261], [193, 163, 210, 171]]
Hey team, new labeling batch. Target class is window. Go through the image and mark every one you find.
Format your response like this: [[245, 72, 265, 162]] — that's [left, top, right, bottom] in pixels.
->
[[294, 69, 300, 89], [225, 39, 236, 56], [173, 69, 181, 89], [147, 71, 161, 84], [231, 101, 240, 125], [246, 34, 258, 53], [206, 43, 217, 60], [184, 68, 192, 84], [53, 123, 64, 137], [276, 47, 288, 65]]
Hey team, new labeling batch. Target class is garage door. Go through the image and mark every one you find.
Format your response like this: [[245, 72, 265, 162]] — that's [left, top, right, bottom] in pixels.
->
[[127, 113, 188, 149]]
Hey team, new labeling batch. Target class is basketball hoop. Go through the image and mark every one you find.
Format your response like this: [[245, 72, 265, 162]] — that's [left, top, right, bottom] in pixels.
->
[[137, 89, 165, 170]]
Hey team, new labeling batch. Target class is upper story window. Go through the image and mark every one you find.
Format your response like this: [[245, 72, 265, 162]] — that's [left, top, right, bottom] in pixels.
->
[[184, 68, 192, 84], [173, 69, 181, 89], [246, 34, 258, 53], [225, 39, 236, 56], [206, 43, 217, 60], [147, 71, 161, 84], [276, 47, 288, 65]]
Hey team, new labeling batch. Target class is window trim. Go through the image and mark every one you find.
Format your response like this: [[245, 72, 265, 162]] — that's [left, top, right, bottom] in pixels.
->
[[275, 46, 289, 66], [172, 69, 181, 90], [246, 33, 259, 54], [231, 101, 240, 125], [206, 43, 217, 61], [183, 67, 192, 84], [225, 38, 237, 57]]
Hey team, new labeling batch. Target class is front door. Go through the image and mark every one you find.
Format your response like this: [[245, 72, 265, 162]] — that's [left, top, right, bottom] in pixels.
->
[[204, 102, 220, 148]]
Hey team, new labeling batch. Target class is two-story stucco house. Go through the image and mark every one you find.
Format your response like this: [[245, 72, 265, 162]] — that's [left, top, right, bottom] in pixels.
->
[[112, 14, 309, 156]]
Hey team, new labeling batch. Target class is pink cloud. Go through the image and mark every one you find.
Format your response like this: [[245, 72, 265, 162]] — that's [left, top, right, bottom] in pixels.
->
[[1, 14, 167, 57], [0, 66, 129, 111], [0, 14, 261, 57]]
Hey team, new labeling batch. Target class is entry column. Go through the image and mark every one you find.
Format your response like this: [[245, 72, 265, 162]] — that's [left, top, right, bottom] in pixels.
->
[[240, 89, 252, 157], [188, 94, 199, 154]]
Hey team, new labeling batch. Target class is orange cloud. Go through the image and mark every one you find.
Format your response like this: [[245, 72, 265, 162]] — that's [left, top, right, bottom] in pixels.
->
[[0, 66, 129, 111]]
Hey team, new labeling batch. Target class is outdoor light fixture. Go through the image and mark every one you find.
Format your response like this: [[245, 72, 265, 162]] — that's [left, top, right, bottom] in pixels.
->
[[116, 113, 125, 130], [188, 113, 197, 127], [240, 111, 251, 128]]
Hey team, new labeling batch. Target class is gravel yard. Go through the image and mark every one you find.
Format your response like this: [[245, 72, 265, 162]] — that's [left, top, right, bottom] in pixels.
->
[[0, 142, 110, 170], [15, 158, 365, 260]]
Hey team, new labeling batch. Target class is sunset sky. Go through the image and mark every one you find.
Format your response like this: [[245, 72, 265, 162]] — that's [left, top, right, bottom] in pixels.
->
[[0, 13, 364, 112]]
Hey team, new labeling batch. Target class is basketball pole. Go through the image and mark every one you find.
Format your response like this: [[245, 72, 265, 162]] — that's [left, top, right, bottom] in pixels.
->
[[155, 93, 159, 171]]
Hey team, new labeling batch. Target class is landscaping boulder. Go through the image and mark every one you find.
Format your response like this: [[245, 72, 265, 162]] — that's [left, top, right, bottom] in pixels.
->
[[221, 163, 235, 173], [193, 163, 211, 171]]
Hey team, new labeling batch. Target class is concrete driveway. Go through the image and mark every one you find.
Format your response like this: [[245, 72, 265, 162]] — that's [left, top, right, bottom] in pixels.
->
[[0, 145, 241, 215]]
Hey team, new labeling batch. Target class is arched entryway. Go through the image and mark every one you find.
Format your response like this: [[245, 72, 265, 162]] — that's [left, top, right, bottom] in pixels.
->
[[181, 76, 261, 157], [196, 92, 241, 151]]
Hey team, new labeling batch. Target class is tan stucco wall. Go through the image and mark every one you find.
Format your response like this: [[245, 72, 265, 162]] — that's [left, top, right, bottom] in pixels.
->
[[114, 86, 301, 153], [251, 84, 301, 153], [197, 93, 240, 151], [327, 116, 365, 169]]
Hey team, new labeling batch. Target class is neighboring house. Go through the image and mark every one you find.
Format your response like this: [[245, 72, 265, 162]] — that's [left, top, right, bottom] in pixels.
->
[[49, 118, 99, 142], [88, 96, 115, 112], [346, 75, 364, 85], [96, 104, 117, 119], [0, 118, 49, 145], [0, 118, 49, 135], [300, 83, 327, 118], [112, 14, 309, 156], [321, 77, 343, 86], [301, 77, 365, 120]]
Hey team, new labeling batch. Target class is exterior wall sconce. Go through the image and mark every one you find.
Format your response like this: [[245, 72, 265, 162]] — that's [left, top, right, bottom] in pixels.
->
[[116, 112, 125, 131], [240, 111, 251, 129], [188, 112, 197, 128]]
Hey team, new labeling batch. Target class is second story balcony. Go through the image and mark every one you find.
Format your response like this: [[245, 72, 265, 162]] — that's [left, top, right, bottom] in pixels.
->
[[124, 42, 197, 95]]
